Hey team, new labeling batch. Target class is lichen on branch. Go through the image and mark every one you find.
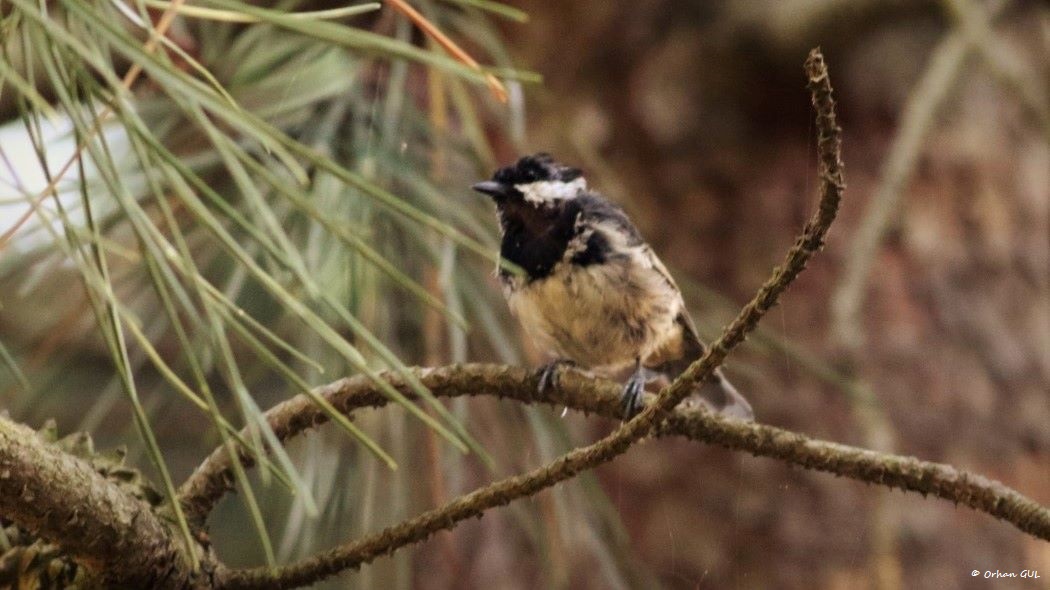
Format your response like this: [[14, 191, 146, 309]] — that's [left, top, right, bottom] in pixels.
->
[[0, 416, 214, 589]]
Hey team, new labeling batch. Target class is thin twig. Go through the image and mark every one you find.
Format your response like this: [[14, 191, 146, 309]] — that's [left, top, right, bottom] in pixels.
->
[[205, 47, 846, 589], [385, 0, 509, 103], [185, 364, 1049, 557], [208, 362, 1047, 589]]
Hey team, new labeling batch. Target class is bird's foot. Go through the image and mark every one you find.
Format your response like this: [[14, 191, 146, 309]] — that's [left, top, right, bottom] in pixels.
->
[[620, 369, 648, 419], [536, 359, 577, 393]]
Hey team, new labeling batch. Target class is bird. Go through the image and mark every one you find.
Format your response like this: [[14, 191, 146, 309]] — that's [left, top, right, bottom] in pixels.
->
[[472, 153, 753, 419]]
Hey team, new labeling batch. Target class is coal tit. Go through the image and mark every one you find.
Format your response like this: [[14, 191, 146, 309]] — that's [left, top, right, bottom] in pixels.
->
[[473, 153, 753, 419]]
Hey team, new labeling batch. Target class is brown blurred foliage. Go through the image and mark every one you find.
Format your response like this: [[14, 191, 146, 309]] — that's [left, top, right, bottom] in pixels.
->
[[2, 1, 1044, 588], [416, 1, 1048, 588]]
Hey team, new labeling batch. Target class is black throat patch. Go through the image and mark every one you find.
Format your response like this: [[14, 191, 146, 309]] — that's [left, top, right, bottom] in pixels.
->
[[497, 199, 581, 282], [482, 154, 635, 283]]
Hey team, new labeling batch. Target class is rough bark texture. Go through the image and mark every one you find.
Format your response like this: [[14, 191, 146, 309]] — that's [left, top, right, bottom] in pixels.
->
[[0, 415, 213, 589]]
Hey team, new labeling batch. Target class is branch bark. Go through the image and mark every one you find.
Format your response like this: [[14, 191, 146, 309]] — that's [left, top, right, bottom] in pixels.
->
[[0, 415, 213, 589]]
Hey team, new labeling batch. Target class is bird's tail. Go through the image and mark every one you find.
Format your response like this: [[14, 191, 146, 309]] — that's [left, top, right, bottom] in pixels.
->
[[654, 313, 755, 421], [695, 369, 754, 421]]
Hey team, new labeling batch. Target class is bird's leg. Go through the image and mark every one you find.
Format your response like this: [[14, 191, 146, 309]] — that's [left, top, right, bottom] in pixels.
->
[[620, 357, 647, 418], [536, 358, 577, 393]]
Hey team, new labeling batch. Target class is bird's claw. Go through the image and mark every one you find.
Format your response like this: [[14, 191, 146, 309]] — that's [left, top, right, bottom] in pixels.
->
[[620, 373, 647, 419], [536, 359, 576, 393]]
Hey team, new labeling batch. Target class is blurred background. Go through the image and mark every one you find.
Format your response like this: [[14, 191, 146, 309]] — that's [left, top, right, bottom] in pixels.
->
[[0, 0, 1046, 588]]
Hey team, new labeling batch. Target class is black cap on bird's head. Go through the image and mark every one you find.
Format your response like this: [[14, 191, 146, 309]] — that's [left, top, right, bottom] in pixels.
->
[[472, 153, 586, 206]]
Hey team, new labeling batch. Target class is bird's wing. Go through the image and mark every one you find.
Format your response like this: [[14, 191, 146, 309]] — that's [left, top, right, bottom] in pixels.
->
[[584, 196, 754, 420], [642, 244, 685, 298], [576, 191, 683, 295], [574, 193, 644, 246]]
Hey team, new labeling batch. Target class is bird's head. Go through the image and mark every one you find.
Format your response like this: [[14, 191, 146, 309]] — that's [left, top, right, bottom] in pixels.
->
[[472, 153, 587, 209]]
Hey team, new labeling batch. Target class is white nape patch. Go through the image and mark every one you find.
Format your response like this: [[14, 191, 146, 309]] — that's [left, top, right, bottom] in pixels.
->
[[515, 177, 587, 205]]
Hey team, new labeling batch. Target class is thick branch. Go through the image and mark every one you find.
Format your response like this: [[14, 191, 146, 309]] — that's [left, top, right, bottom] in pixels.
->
[[0, 415, 211, 589], [206, 48, 846, 589]]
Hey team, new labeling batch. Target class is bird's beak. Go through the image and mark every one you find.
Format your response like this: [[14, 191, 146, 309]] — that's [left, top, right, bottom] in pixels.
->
[[472, 180, 510, 199]]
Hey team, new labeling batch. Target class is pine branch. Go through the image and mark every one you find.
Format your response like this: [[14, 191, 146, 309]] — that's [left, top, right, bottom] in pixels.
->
[[0, 415, 214, 588]]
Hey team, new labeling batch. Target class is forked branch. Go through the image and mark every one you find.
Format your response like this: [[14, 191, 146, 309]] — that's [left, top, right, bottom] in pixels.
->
[[211, 47, 850, 589], [179, 49, 1046, 590]]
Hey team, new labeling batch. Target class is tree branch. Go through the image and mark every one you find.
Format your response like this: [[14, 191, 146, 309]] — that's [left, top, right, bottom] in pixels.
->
[[203, 47, 847, 589], [189, 363, 1049, 556], [0, 415, 213, 589]]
